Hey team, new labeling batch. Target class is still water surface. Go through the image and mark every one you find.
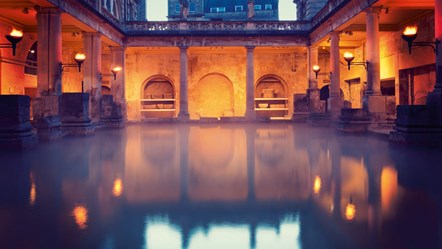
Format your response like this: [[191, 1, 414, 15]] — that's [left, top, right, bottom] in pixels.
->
[[0, 123, 441, 249]]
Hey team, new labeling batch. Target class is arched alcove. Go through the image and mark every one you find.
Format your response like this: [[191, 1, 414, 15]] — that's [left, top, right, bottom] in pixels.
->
[[255, 75, 288, 118], [320, 84, 345, 112], [24, 42, 37, 76], [102, 85, 111, 95], [141, 76, 176, 118], [189, 73, 234, 119]]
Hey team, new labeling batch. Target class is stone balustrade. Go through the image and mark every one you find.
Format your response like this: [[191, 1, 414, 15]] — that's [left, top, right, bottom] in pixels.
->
[[125, 21, 310, 35]]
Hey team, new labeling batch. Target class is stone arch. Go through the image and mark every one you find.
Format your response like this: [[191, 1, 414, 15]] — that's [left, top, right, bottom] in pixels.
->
[[141, 75, 176, 118], [24, 42, 37, 75], [141, 75, 176, 99], [102, 85, 111, 95], [255, 74, 288, 98], [189, 73, 234, 119], [320, 84, 345, 111]]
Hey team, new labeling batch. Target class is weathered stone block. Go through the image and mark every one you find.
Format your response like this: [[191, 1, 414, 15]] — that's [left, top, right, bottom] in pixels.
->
[[100, 95, 125, 128], [336, 108, 371, 133], [0, 95, 38, 149], [61, 93, 95, 135], [390, 105, 442, 145]]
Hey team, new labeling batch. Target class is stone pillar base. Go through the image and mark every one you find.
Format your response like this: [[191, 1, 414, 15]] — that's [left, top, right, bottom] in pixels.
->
[[292, 112, 309, 122], [100, 95, 125, 128], [36, 115, 63, 141], [329, 96, 343, 120], [426, 90, 442, 106], [308, 88, 321, 113], [389, 105, 442, 145], [244, 111, 257, 121], [365, 95, 387, 124], [61, 93, 95, 136], [0, 95, 38, 149], [336, 108, 371, 133], [307, 112, 331, 127], [177, 112, 190, 121]]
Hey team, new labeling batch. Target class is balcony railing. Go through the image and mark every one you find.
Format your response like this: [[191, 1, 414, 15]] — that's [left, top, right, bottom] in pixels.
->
[[125, 21, 311, 36]]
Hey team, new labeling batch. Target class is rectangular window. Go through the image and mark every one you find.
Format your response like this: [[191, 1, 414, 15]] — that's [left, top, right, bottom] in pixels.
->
[[235, 5, 243, 12], [175, 3, 180, 13], [189, 2, 196, 12], [254, 5, 262, 11], [210, 7, 226, 13], [265, 4, 272, 10]]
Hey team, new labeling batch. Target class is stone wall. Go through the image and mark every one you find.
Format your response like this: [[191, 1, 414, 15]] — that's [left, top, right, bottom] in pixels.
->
[[124, 47, 308, 121]]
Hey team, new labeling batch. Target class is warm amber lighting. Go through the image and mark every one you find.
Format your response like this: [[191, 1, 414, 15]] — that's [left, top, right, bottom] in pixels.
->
[[345, 202, 356, 221], [111, 66, 122, 74], [343, 52, 354, 62], [111, 66, 122, 80], [313, 175, 322, 194], [74, 53, 86, 63], [30, 183, 36, 206], [112, 177, 123, 197], [312, 65, 320, 73], [10, 28, 23, 38], [403, 25, 418, 36], [72, 205, 88, 229]]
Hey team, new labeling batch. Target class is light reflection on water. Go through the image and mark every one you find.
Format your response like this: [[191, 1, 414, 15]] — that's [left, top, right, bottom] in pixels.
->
[[0, 123, 441, 249]]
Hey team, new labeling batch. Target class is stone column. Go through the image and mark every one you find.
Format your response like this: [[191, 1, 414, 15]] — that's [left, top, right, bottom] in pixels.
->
[[427, 0, 442, 105], [178, 46, 189, 120], [34, 7, 63, 140], [110, 46, 127, 119], [245, 46, 256, 120], [329, 32, 342, 119], [308, 45, 320, 113], [83, 32, 102, 124], [365, 8, 386, 122]]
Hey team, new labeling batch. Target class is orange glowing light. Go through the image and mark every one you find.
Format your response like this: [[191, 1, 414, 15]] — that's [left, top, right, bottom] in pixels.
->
[[74, 53, 86, 63], [10, 28, 23, 38], [312, 65, 320, 73], [343, 52, 354, 61], [112, 178, 123, 197], [345, 202, 356, 221], [313, 175, 322, 194], [403, 26, 417, 36], [111, 66, 122, 74], [72, 205, 88, 229], [30, 183, 36, 206]]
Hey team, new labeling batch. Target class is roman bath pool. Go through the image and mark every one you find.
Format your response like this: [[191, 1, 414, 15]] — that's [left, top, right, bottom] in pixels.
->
[[0, 123, 441, 249]]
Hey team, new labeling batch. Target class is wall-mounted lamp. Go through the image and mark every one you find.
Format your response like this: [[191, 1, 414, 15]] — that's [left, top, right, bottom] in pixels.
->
[[61, 53, 86, 72], [101, 66, 123, 80], [402, 25, 440, 55], [312, 65, 321, 79], [0, 28, 23, 56], [343, 52, 368, 70]]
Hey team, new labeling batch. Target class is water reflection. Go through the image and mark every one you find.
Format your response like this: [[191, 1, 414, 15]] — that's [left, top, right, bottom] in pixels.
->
[[0, 123, 441, 249]]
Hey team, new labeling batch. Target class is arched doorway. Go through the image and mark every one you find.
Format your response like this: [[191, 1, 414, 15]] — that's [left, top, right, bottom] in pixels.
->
[[189, 73, 234, 119], [141, 76, 176, 119], [255, 75, 288, 118]]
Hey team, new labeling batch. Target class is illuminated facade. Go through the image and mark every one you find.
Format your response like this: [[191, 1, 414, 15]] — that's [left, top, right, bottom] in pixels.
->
[[0, 0, 441, 146]]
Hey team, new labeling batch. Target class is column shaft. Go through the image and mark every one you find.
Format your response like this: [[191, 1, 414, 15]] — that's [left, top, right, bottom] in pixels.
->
[[110, 46, 126, 117], [83, 33, 102, 123], [329, 32, 342, 119], [178, 46, 189, 120], [245, 46, 256, 120], [366, 8, 381, 95], [427, 0, 442, 104], [36, 8, 62, 97], [308, 46, 320, 113]]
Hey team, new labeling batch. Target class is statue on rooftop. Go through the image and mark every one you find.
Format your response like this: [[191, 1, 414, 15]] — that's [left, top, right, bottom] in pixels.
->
[[180, 0, 189, 20], [247, 0, 255, 20]]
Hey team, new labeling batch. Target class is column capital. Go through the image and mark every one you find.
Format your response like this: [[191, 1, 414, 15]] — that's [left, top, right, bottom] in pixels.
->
[[364, 6, 382, 14], [35, 7, 63, 15], [82, 32, 102, 38], [109, 46, 125, 52], [329, 31, 341, 39], [245, 45, 256, 50]]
